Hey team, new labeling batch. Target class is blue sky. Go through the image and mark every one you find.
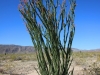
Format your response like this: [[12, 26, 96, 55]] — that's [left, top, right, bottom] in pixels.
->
[[0, 0, 100, 50]]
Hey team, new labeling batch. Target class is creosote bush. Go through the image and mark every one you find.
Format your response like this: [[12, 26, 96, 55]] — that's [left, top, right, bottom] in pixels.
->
[[19, 0, 76, 75]]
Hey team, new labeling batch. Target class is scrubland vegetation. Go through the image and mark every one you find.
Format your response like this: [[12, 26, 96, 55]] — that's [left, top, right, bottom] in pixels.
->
[[0, 51, 100, 75], [0, 53, 37, 62]]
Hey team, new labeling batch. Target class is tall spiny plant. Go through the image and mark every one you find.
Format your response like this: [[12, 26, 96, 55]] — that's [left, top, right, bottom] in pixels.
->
[[18, 0, 76, 75]]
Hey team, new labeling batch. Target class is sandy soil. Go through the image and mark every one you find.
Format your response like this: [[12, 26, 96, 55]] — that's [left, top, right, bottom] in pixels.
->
[[0, 60, 86, 75]]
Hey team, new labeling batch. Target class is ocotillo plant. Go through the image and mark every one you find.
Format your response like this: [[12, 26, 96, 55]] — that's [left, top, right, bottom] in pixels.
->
[[19, 0, 76, 75]]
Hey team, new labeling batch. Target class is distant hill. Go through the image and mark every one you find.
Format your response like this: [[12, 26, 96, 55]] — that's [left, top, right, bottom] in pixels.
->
[[72, 48, 100, 52], [0, 44, 35, 54], [71, 48, 81, 52]]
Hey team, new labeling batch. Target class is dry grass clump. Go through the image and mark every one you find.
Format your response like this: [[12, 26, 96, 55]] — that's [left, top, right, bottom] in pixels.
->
[[72, 51, 100, 65], [73, 51, 100, 75], [83, 62, 100, 75]]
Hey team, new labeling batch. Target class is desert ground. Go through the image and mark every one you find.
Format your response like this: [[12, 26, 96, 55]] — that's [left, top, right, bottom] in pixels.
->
[[0, 52, 100, 75]]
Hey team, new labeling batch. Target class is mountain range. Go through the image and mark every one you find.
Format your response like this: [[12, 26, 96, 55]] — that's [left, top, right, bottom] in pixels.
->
[[0, 44, 100, 54], [0, 44, 35, 54]]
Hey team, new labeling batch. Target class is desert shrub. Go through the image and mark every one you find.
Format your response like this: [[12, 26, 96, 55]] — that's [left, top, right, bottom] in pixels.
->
[[97, 54, 100, 62], [14, 57, 22, 60], [0, 68, 4, 74], [19, 0, 76, 75]]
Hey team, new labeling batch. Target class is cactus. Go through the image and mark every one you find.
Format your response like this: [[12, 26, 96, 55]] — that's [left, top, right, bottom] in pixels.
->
[[18, 0, 76, 75]]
